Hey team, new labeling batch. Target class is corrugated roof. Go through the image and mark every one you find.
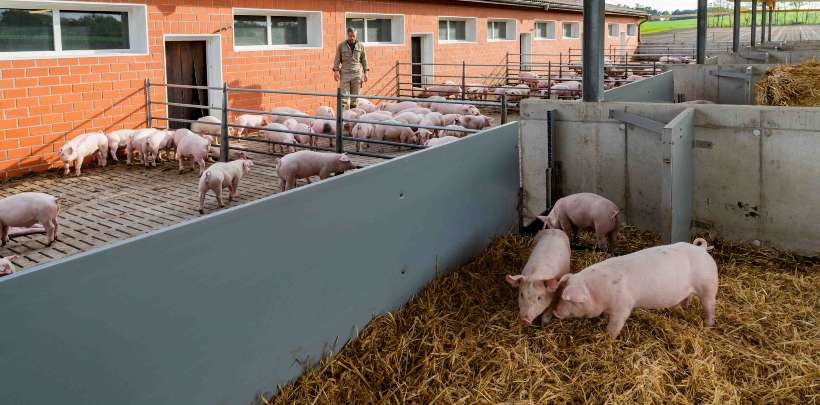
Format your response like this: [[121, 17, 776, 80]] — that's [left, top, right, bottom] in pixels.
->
[[453, 0, 649, 17]]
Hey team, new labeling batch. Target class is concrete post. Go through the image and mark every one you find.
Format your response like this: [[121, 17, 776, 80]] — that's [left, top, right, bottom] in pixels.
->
[[697, 0, 707, 64], [582, 0, 605, 102], [732, 0, 741, 53], [751, 0, 757, 47]]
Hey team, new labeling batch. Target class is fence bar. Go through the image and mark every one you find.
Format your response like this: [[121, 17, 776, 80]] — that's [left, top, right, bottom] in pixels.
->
[[343, 118, 478, 135], [225, 87, 337, 98], [394, 60, 400, 97], [501, 94, 508, 125], [751, 0, 757, 47], [144, 79, 151, 128], [335, 88, 343, 153], [461, 61, 466, 101], [220, 82, 229, 162], [150, 100, 224, 111], [149, 82, 223, 91]]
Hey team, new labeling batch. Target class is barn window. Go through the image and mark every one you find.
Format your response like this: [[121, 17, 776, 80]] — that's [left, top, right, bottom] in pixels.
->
[[562, 22, 580, 39], [345, 13, 404, 45], [627, 24, 637, 36], [233, 9, 321, 50], [0, 1, 147, 58], [535, 21, 555, 40], [608, 23, 619, 37], [438, 17, 476, 42], [487, 19, 515, 41]]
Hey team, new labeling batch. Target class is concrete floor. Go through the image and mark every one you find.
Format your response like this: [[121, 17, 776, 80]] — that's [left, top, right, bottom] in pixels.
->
[[642, 24, 820, 45]]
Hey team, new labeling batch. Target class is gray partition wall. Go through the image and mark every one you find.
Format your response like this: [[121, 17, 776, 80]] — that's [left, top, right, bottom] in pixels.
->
[[604, 71, 675, 103], [0, 123, 520, 405]]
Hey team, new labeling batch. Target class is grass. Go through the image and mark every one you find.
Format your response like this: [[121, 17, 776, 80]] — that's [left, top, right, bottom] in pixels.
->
[[642, 11, 820, 34]]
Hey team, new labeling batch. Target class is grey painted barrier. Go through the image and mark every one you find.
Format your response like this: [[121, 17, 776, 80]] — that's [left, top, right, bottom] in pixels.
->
[[604, 70, 675, 103], [0, 123, 520, 405], [521, 99, 820, 255]]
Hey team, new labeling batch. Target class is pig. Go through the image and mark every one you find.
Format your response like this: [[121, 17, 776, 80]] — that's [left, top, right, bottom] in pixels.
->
[[276, 151, 355, 191], [285, 120, 313, 147], [310, 119, 336, 147], [465, 85, 487, 100], [461, 115, 493, 130], [207, 147, 247, 162], [351, 123, 375, 152], [519, 71, 540, 87], [374, 120, 418, 145], [419, 82, 461, 98], [316, 106, 335, 118], [106, 129, 138, 162], [538, 192, 619, 252], [0, 255, 17, 277], [58, 132, 108, 176], [418, 96, 446, 108], [261, 123, 297, 154], [342, 108, 367, 134], [431, 102, 481, 116], [126, 128, 157, 165], [356, 98, 378, 113], [625, 74, 646, 83], [394, 111, 424, 127], [269, 107, 311, 125], [442, 124, 469, 138], [144, 129, 175, 167], [230, 114, 270, 137], [198, 158, 254, 214], [359, 111, 394, 122], [442, 114, 464, 126], [424, 136, 459, 147], [379, 101, 419, 114], [402, 107, 432, 116], [415, 128, 434, 144], [174, 128, 210, 174], [0, 192, 60, 246], [550, 81, 583, 98], [553, 238, 718, 338], [495, 84, 531, 102], [506, 229, 571, 326], [190, 116, 222, 138]]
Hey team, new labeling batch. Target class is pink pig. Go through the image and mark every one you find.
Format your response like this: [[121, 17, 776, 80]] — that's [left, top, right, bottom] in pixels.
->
[[276, 151, 354, 191], [230, 114, 270, 137], [174, 129, 210, 174], [431, 102, 481, 116], [0, 192, 60, 246], [0, 255, 17, 276], [106, 129, 138, 162], [553, 238, 718, 338], [59, 132, 108, 176], [539, 193, 619, 252], [506, 229, 571, 325], [461, 115, 494, 130], [198, 158, 254, 214]]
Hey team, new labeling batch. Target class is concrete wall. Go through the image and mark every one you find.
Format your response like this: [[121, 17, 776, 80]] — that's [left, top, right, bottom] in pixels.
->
[[520, 99, 820, 255], [604, 70, 675, 103], [0, 123, 520, 405]]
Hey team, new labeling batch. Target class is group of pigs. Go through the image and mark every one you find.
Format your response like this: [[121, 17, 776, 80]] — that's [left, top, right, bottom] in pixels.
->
[[507, 192, 718, 338]]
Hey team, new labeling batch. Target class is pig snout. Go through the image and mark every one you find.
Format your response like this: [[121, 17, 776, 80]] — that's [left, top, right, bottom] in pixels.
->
[[520, 317, 533, 326]]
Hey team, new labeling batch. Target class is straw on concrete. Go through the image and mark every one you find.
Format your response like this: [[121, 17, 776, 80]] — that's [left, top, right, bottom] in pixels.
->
[[265, 227, 820, 404], [756, 59, 820, 107]]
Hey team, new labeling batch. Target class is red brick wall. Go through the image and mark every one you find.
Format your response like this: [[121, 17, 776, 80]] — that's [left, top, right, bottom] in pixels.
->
[[0, 0, 641, 179]]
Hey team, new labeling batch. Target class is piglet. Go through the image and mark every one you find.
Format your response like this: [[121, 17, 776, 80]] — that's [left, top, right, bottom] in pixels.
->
[[230, 114, 270, 137], [506, 229, 571, 326], [461, 115, 493, 130], [191, 116, 222, 138], [144, 129, 174, 167], [198, 158, 254, 214], [0, 255, 17, 277], [276, 151, 354, 191], [59, 132, 108, 176], [431, 102, 480, 116], [553, 238, 718, 338], [261, 123, 297, 154], [0, 192, 60, 246], [351, 123, 375, 152], [127, 128, 158, 165], [356, 98, 377, 113], [539, 192, 619, 252], [174, 129, 210, 174], [424, 136, 459, 147], [106, 129, 138, 162], [442, 125, 469, 138]]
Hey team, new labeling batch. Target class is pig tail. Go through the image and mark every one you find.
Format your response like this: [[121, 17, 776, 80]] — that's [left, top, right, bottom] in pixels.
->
[[693, 238, 714, 251]]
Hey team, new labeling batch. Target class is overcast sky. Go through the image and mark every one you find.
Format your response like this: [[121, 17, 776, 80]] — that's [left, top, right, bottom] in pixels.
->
[[609, 1, 696, 12]]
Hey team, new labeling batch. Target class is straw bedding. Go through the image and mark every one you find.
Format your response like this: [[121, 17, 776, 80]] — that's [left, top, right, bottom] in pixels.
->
[[267, 227, 820, 404], [756, 59, 820, 107]]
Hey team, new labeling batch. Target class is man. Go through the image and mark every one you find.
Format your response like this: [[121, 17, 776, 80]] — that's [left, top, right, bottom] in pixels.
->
[[333, 27, 369, 109]]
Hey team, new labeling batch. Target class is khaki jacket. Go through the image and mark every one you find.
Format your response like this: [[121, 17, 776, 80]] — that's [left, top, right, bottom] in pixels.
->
[[333, 40, 368, 77]]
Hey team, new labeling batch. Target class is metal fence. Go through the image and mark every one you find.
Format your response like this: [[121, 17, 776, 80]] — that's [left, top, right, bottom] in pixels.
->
[[144, 79, 508, 163]]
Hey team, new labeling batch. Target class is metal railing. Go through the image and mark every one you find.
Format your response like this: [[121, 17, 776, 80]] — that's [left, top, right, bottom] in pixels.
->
[[145, 79, 507, 163]]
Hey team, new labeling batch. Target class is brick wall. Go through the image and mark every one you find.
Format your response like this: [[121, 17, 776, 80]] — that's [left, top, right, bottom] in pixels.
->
[[0, 0, 641, 179]]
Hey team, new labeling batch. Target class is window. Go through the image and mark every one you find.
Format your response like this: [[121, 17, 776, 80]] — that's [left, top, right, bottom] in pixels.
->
[[608, 23, 619, 37], [562, 22, 580, 39], [438, 17, 476, 42], [344, 13, 404, 45], [233, 9, 321, 50], [0, 1, 147, 58], [627, 24, 637, 36], [487, 19, 515, 41], [535, 21, 555, 40]]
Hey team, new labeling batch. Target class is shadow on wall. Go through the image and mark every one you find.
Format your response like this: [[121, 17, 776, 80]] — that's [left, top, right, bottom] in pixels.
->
[[365, 64, 399, 97]]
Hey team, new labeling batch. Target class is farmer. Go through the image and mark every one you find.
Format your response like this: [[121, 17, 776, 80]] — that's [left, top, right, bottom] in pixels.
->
[[333, 27, 369, 109]]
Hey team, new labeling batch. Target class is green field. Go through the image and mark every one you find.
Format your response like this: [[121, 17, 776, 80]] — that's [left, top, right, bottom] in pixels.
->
[[642, 11, 820, 34]]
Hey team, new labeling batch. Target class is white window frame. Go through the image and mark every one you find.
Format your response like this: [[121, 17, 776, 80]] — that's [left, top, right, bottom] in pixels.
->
[[0, 0, 148, 60], [562, 21, 581, 39], [344, 12, 405, 46], [534, 20, 556, 40], [626, 24, 637, 37], [487, 18, 516, 41], [437, 16, 476, 43], [608, 23, 620, 37], [232, 8, 322, 51]]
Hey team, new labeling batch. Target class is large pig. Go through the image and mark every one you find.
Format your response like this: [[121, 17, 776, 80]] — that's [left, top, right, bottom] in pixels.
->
[[276, 151, 355, 191], [359, 111, 394, 123], [419, 82, 461, 98], [174, 128, 210, 174], [550, 81, 582, 98], [310, 119, 336, 147], [351, 123, 375, 152], [190, 116, 222, 138], [553, 238, 718, 338], [418, 96, 446, 108], [144, 129, 175, 167], [442, 114, 464, 126], [374, 120, 418, 145], [230, 114, 270, 137], [465, 85, 487, 100], [269, 107, 311, 125], [538, 192, 619, 252], [431, 102, 481, 116], [379, 101, 419, 114], [106, 129, 138, 162], [59, 132, 108, 176], [126, 128, 156, 165], [402, 107, 432, 116], [424, 136, 459, 147], [316, 106, 335, 118], [461, 115, 493, 130], [198, 158, 254, 214], [506, 229, 571, 325], [285, 120, 314, 147], [519, 71, 540, 87], [356, 98, 378, 113], [394, 111, 424, 126], [261, 123, 297, 154], [0, 192, 60, 246], [0, 255, 17, 277]]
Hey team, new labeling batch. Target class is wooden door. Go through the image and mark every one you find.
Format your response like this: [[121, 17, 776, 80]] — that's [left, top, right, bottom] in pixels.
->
[[165, 41, 208, 129], [411, 36, 422, 88]]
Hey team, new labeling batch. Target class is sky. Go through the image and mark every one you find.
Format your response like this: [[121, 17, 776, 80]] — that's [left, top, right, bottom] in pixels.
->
[[608, 1, 696, 12]]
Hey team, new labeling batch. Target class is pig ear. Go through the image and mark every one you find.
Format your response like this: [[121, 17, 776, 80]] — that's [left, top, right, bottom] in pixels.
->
[[544, 278, 560, 292], [339, 154, 351, 162], [537, 216, 550, 229], [505, 274, 524, 287], [562, 284, 589, 303]]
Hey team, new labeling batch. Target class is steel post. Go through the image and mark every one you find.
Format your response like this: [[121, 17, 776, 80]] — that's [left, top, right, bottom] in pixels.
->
[[335, 88, 343, 154], [751, 0, 757, 47], [732, 0, 741, 53], [501, 94, 508, 124], [697, 0, 707, 64], [219, 82, 229, 162], [582, 0, 605, 101], [144, 78, 151, 128]]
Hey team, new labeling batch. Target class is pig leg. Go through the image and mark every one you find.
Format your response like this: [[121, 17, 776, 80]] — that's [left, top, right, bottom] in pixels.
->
[[699, 289, 717, 327], [198, 190, 207, 214], [75, 159, 83, 176], [1, 224, 8, 246], [63, 161, 71, 176], [215, 185, 224, 208], [43, 219, 55, 246], [595, 232, 609, 251], [605, 307, 632, 338], [178, 156, 185, 174], [228, 178, 239, 201], [607, 231, 618, 254], [196, 159, 206, 175], [50, 218, 59, 242], [96, 150, 107, 167]]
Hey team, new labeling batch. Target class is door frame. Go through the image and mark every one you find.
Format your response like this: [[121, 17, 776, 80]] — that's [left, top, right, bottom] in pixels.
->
[[519, 32, 532, 71], [410, 33, 434, 85], [163, 34, 223, 119]]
